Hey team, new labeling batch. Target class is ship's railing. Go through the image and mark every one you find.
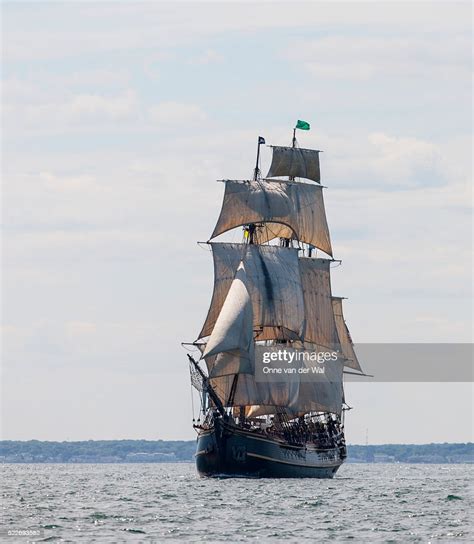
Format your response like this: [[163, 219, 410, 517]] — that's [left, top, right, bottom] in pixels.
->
[[245, 416, 345, 450], [196, 408, 347, 452]]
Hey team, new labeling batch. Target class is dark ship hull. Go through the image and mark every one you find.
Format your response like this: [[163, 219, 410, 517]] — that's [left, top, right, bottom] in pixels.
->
[[195, 418, 345, 478]]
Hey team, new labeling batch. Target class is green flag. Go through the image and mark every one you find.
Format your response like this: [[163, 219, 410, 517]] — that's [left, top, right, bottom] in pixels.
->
[[295, 119, 310, 130]]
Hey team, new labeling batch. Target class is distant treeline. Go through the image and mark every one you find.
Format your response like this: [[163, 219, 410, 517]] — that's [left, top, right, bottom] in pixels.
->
[[0, 440, 196, 464], [346, 442, 473, 463], [0, 440, 472, 464]]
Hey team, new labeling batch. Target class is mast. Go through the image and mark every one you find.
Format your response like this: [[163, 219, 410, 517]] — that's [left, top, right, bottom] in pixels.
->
[[280, 126, 296, 248], [289, 128, 296, 184], [253, 136, 264, 181], [248, 136, 265, 244]]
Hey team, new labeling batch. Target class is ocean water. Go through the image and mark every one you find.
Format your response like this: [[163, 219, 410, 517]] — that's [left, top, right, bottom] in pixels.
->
[[1, 463, 472, 542]]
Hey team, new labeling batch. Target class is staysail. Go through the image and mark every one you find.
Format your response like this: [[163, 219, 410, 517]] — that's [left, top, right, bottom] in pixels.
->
[[332, 297, 362, 372], [202, 263, 254, 375], [267, 146, 321, 183], [210, 179, 332, 256]]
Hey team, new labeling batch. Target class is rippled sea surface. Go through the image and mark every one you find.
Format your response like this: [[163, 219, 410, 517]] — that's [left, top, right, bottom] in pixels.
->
[[1, 463, 472, 542]]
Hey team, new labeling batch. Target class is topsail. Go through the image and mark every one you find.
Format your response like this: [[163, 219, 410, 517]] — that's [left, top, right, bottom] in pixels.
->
[[198, 243, 306, 342], [210, 179, 332, 256], [300, 257, 339, 348], [267, 146, 321, 183]]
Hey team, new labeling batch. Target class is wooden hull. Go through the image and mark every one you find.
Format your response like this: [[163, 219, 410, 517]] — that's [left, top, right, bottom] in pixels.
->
[[195, 420, 344, 478]]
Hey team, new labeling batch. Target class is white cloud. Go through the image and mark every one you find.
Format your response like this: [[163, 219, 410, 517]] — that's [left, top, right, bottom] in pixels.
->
[[1, 77, 34, 101], [3, 3, 470, 62], [366, 132, 446, 186], [65, 321, 98, 337], [285, 34, 471, 81], [66, 68, 131, 89], [308, 130, 465, 189], [3, 89, 139, 129], [65, 90, 137, 120], [3, 318, 163, 372], [304, 62, 376, 80], [191, 49, 224, 65], [38, 171, 97, 191], [148, 101, 207, 124]]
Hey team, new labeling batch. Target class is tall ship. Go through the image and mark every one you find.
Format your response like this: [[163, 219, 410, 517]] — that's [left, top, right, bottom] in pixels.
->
[[183, 121, 363, 478]]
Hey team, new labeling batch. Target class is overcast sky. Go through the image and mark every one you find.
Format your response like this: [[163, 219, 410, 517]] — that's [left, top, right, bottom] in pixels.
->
[[2, 1, 472, 444]]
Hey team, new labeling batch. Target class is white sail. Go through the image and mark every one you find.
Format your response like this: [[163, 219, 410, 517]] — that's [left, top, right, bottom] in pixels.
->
[[198, 243, 305, 342], [267, 146, 321, 183], [210, 180, 332, 256], [202, 263, 254, 375], [292, 358, 345, 415], [256, 343, 344, 415], [208, 343, 343, 414], [209, 373, 300, 409], [197, 340, 249, 378], [208, 351, 251, 378], [209, 363, 343, 414], [300, 258, 340, 348], [198, 242, 244, 340], [332, 297, 362, 372]]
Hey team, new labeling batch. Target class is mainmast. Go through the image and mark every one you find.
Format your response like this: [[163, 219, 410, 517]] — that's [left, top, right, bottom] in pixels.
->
[[285, 126, 298, 242]]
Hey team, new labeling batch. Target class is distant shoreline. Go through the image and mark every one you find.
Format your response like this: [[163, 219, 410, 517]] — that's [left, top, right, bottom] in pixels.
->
[[1, 440, 472, 464]]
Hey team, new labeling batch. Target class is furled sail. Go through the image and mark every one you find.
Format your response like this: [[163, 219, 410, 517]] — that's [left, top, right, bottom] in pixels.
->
[[299, 258, 339, 348], [210, 180, 332, 256], [332, 297, 362, 372], [198, 243, 305, 342], [267, 146, 321, 183]]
